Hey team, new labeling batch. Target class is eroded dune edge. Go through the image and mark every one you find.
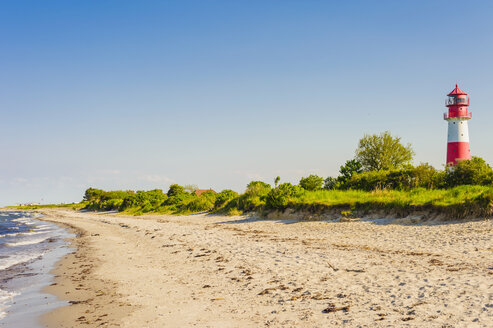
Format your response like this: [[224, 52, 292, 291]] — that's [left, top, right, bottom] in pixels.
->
[[39, 209, 492, 327]]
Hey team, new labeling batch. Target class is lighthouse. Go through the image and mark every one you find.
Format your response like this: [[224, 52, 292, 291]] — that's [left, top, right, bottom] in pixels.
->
[[444, 84, 472, 165]]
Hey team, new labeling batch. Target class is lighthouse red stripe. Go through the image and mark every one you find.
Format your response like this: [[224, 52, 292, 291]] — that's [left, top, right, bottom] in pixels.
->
[[446, 142, 471, 165]]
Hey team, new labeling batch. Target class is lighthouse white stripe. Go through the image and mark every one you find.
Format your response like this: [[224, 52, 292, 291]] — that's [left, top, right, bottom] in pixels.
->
[[447, 119, 470, 143]]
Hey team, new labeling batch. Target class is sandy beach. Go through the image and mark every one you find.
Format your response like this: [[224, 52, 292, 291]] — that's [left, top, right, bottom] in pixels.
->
[[38, 209, 492, 327]]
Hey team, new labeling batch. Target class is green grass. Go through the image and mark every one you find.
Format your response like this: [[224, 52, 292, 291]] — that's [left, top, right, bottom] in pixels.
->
[[292, 185, 492, 207], [2, 203, 85, 211], [281, 185, 493, 219]]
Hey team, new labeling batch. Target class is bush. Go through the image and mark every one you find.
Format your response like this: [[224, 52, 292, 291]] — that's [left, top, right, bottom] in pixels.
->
[[234, 181, 271, 211], [324, 177, 338, 190], [299, 174, 324, 191], [165, 193, 192, 206], [214, 189, 239, 209], [167, 184, 186, 197], [265, 183, 304, 209], [338, 159, 363, 184], [121, 194, 138, 210], [101, 199, 123, 211], [82, 188, 134, 211], [445, 157, 493, 187], [137, 189, 167, 207], [236, 193, 264, 211], [346, 168, 415, 191], [83, 188, 105, 202], [245, 181, 271, 196], [181, 195, 215, 213], [345, 164, 451, 191], [412, 163, 439, 188], [346, 170, 393, 191]]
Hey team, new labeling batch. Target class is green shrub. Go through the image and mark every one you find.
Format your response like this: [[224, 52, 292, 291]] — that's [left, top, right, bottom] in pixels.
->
[[121, 194, 138, 210], [233, 181, 271, 212], [346, 166, 439, 191], [346, 170, 393, 191], [165, 193, 192, 206], [236, 193, 264, 211], [299, 174, 324, 191], [323, 177, 338, 190], [265, 183, 304, 209], [412, 163, 439, 188], [445, 157, 493, 187], [180, 196, 215, 213], [167, 184, 186, 197], [101, 199, 123, 211], [337, 159, 363, 184], [214, 189, 239, 209], [245, 181, 271, 196], [83, 188, 105, 202]]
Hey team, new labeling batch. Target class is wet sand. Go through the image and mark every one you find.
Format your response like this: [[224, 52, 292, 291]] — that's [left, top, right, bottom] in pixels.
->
[[0, 211, 74, 328], [39, 209, 492, 327]]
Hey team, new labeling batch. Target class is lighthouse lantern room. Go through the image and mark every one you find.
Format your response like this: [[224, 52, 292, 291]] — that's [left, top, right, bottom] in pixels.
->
[[444, 84, 472, 165]]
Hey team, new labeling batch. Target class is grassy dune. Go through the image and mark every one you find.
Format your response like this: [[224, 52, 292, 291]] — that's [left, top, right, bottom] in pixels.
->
[[284, 186, 493, 219]]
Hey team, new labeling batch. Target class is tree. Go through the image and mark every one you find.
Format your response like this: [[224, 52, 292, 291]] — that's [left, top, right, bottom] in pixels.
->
[[299, 174, 324, 191], [338, 159, 363, 183], [355, 131, 414, 171], [274, 176, 281, 188]]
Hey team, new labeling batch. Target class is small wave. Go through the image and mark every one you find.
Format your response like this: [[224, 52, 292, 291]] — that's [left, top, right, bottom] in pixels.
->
[[0, 252, 44, 271], [5, 236, 51, 247], [36, 225, 51, 229], [0, 289, 19, 321], [0, 230, 48, 239], [20, 230, 50, 236], [11, 218, 32, 223]]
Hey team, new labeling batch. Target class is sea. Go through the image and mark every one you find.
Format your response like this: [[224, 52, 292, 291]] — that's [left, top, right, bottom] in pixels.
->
[[0, 211, 74, 327]]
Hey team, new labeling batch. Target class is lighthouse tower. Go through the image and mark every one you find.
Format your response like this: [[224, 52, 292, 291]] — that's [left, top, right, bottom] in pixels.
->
[[444, 84, 472, 165]]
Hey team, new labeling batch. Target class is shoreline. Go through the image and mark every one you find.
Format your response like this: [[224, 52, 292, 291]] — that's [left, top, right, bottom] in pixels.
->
[[0, 211, 74, 328], [39, 214, 135, 328], [37, 208, 492, 327]]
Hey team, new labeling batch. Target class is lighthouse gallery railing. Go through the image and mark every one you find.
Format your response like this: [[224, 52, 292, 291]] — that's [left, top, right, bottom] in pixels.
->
[[443, 112, 472, 120]]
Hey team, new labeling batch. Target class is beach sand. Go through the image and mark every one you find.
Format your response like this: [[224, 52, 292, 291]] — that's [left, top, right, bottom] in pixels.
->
[[38, 209, 492, 327]]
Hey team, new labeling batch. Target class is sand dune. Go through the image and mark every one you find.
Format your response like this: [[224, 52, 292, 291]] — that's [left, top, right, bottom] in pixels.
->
[[39, 209, 492, 327]]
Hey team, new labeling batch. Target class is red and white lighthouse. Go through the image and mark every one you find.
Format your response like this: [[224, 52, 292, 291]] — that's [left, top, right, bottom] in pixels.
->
[[444, 84, 472, 165]]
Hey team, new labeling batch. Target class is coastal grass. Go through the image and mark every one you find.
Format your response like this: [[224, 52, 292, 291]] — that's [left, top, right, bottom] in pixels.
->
[[292, 185, 492, 207], [2, 203, 85, 211], [281, 185, 493, 219]]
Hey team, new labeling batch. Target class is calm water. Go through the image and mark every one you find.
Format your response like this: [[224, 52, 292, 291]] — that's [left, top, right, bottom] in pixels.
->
[[0, 211, 74, 327]]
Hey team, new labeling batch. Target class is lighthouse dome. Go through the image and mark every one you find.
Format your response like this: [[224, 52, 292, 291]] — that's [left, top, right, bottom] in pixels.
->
[[447, 84, 468, 96]]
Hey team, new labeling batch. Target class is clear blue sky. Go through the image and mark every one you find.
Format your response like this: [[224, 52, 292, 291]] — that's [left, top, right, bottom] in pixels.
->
[[1, 0, 493, 206]]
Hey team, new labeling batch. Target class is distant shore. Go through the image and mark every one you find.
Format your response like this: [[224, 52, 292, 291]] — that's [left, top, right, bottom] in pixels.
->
[[39, 208, 492, 327]]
